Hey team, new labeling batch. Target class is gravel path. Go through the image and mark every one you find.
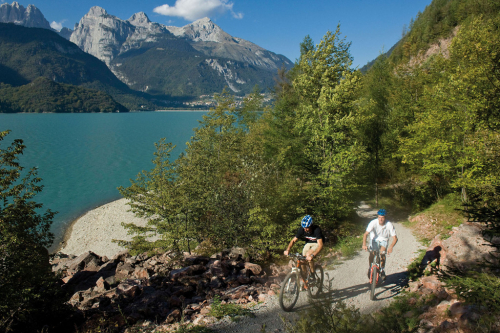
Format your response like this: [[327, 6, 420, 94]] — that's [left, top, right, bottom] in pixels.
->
[[210, 203, 425, 332]]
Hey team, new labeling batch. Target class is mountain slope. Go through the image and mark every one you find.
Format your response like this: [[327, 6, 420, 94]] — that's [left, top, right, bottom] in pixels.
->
[[166, 17, 292, 72], [0, 77, 127, 113], [70, 7, 292, 96], [0, 23, 156, 111]]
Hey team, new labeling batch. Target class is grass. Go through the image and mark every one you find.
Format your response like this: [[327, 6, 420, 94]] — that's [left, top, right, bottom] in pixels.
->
[[175, 324, 216, 333], [207, 295, 255, 322], [403, 193, 466, 243]]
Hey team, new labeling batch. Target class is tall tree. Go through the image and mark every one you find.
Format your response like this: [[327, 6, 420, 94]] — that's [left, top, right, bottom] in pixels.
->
[[292, 26, 365, 223], [0, 130, 61, 332]]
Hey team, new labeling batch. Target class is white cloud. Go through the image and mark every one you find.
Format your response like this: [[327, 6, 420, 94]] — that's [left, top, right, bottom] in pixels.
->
[[50, 20, 65, 31], [153, 0, 243, 21]]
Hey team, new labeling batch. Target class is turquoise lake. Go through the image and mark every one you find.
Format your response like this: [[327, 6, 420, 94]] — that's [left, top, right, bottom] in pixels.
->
[[0, 112, 206, 251]]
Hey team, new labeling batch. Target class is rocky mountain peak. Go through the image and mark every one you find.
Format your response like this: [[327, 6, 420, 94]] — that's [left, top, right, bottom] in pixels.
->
[[87, 6, 108, 17], [0, 1, 51, 29], [128, 12, 150, 27], [167, 17, 232, 43]]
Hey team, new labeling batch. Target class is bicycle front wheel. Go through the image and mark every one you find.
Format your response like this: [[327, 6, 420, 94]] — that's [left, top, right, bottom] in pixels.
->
[[307, 264, 324, 299], [279, 272, 300, 312], [370, 265, 378, 300]]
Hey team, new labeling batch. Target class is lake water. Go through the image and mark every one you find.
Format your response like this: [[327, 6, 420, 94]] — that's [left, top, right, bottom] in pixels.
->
[[0, 112, 205, 250]]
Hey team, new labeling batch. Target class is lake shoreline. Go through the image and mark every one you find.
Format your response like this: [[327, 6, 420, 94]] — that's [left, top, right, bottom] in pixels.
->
[[57, 198, 150, 258]]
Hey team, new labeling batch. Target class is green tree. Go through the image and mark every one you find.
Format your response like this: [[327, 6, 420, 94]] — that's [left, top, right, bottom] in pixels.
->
[[0, 130, 61, 332], [292, 26, 365, 223], [117, 139, 193, 254]]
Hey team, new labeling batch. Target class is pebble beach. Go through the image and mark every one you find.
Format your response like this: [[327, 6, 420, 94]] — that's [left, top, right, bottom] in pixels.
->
[[59, 198, 150, 258]]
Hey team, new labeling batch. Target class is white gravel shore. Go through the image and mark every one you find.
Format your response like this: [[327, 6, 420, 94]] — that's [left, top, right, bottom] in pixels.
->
[[59, 198, 150, 258]]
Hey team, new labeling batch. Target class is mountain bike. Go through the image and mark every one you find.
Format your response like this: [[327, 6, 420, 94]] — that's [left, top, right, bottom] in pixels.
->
[[279, 253, 324, 312], [369, 244, 385, 300]]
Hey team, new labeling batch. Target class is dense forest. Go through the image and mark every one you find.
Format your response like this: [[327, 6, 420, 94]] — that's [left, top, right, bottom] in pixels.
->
[[2, 0, 500, 331], [0, 77, 128, 113]]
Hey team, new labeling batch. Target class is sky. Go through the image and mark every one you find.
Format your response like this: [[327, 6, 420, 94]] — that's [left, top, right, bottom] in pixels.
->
[[9, 0, 433, 68]]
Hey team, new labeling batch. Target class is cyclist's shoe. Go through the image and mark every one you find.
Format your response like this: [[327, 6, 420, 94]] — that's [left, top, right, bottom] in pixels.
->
[[367, 268, 371, 279], [381, 270, 386, 282], [307, 275, 316, 284]]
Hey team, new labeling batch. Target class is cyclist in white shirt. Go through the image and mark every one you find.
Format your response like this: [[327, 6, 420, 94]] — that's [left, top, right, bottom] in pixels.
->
[[362, 209, 397, 281]]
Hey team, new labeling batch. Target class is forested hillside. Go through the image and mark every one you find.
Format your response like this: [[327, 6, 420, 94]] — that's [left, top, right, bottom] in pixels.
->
[[0, 23, 157, 111], [0, 77, 128, 113]]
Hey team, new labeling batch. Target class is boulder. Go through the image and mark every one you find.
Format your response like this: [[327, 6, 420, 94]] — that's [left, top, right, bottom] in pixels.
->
[[112, 250, 130, 261], [95, 277, 109, 292], [117, 280, 142, 298], [165, 309, 181, 324], [244, 262, 262, 276], [116, 262, 135, 277], [134, 267, 150, 280], [66, 251, 102, 272], [421, 276, 441, 291]]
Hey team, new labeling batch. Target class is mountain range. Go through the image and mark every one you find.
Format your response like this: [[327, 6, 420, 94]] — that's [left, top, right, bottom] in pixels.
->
[[0, 2, 293, 99]]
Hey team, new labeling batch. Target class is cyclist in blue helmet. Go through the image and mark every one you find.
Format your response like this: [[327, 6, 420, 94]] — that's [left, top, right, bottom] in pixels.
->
[[284, 215, 324, 277], [362, 209, 398, 281]]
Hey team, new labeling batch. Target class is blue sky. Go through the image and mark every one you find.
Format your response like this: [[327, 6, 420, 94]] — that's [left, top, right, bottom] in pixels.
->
[[14, 0, 432, 68]]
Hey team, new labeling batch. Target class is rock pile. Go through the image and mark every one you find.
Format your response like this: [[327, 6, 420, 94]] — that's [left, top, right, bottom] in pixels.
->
[[406, 275, 482, 332], [421, 222, 500, 272], [51, 249, 287, 328], [405, 222, 500, 332]]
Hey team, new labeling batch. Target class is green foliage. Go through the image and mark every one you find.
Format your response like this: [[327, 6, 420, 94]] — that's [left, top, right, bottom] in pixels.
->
[[443, 272, 500, 330], [0, 130, 68, 332], [208, 295, 254, 321], [117, 139, 190, 255], [283, 293, 435, 333], [406, 249, 427, 281], [390, 0, 500, 64], [0, 22, 158, 111], [176, 324, 216, 333], [0, 78, 128, 113]]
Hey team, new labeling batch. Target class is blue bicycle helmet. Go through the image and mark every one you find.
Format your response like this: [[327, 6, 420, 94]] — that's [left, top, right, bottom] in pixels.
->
[[301, 215, 313, 228], [377, 209, 387, 216]]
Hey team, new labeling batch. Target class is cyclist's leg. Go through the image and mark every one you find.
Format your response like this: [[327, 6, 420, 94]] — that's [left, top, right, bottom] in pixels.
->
[[377, 240, 388, 269], [368, 239, 377, 278], [303, 243, 318, 277]]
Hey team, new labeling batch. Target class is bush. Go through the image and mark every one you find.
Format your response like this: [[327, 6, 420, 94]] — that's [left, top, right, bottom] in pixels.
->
[[0, 131, 70, 332]]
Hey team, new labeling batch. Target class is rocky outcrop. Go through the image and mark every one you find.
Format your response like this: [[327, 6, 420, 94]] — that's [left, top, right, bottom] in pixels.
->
[[0, 1, 51, 29], [406, 275, 484, 332], [405, 222, 500, 332], [67, 7, 291, 95], [421, 222, 500, 272], [167, 17, 293, 71], [70, 7, 171, 66], [51, 248, 284, 330]]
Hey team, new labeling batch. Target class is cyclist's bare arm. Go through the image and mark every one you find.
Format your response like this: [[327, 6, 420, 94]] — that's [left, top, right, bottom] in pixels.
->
[[388, 235, 398, 253], [284, 237, 298, 256], [362, 231, 370, 251]]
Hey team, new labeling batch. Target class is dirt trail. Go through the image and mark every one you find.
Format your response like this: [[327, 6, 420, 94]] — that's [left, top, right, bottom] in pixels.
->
[[210, 203, 425, 332]]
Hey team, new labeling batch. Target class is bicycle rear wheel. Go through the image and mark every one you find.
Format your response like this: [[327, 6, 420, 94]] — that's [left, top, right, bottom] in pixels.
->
[[307, 264, 324, 298], [279, 272, 300, 311], [370, 265, 378, 300]]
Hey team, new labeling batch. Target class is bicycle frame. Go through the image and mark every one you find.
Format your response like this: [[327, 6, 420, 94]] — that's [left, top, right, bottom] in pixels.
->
[[369, 242, 386, 300], [290, 254, 311, 290], [279, 253, 325, 311]]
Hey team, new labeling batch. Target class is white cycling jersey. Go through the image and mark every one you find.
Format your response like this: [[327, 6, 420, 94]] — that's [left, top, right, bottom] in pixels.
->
[[366, 219, 396, 243]]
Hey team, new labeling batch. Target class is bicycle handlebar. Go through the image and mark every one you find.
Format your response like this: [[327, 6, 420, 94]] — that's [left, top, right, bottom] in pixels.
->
[[287, 253, 307, 261]]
